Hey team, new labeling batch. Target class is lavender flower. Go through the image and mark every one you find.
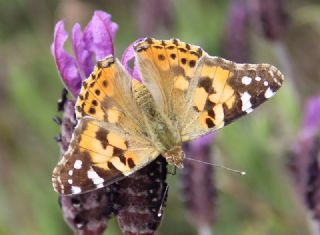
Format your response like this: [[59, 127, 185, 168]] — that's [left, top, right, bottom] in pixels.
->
[[51, 10, 118, 97], [301, 97, 320, 140], [181, 135, 216, 235], [225, 0, 250, 63], [52, 10, 167, 235], [290, 97, 320, 217], [117, 156, 168, 235], [288, 97, 320, 235], [225, 0, 289, 65], [135, 0, 173, 35], [249, 0, 289, 41]]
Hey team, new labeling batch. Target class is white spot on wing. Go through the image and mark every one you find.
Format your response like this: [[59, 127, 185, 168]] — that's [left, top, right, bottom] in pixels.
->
[[264, 81, 268, 86], [97, 183, 104, 189], [68, 170, 73, 176], [87, 169, 104, 185], [264, 87, 275, 98], [241, 92, 252, 111], [71, 186, 81, 194], [74, 160, 82, 169], [246, 108, 254, 113], [241, 76, 252, 85], [255, 76, 261, 81], [68, 179, 73, 184]]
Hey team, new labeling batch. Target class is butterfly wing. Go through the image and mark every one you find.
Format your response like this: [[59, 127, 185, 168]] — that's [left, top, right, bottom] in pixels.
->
[[52, 56, 159, 195], [75, 56, 145, 134], [134, 38, 206, 131], [52, 117, 159, 195], [134, 38, 284, 141], [180, 55, 284, 141]]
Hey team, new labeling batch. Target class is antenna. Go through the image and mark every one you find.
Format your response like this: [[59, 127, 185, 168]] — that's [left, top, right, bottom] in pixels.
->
[[157, 184, 169, 217], [184, 157, 246, 175]]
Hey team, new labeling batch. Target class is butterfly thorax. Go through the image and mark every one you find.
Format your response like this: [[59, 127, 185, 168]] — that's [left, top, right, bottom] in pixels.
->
[[131, 79, 184, 167]]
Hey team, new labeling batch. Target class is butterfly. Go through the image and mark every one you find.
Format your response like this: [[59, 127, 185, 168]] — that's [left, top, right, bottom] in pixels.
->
[[52, 38, 284, 195]]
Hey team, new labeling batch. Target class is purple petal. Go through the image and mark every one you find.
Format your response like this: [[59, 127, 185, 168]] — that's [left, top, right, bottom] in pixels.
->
[[51, 21, 82, 97], [302, 96, 320, 136], [190, 134, 215, 151], [72, 23, 94, 78], [83, 10, 118, 62], [121, 42, 141, 81]]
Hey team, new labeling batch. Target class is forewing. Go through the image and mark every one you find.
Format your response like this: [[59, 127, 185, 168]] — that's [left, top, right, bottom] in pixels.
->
[[53, 55, 159, 195], [134, 38, 206, 129], [52, 117, 159, 195], [181, 55, 284, 141], [75, 55, 145, 136]]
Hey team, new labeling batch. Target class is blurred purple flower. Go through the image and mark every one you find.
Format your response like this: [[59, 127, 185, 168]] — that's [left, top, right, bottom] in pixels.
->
[[225, 0, 250, 63], [301, 97, 320, 139], [181, 134, 216, 234], [135, 0, 173, 35], [289, 97, 320, 226], [225, 0, 289, 63], [249, 0, 289, 41], [51, 11, 118, 97]]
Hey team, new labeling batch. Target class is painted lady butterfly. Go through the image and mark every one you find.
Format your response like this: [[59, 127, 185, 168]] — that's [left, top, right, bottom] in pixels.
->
[[52, 38, 284, 195]]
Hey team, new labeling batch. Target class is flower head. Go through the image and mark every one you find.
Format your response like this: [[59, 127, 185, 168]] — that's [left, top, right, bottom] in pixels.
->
[[289, 97, 320, 225], [225, 0, 289, 63], [249, 0, 289, 41], [51, 11, 118, 97], [226, 0, 250, 63], [181, 134, 216, 234]]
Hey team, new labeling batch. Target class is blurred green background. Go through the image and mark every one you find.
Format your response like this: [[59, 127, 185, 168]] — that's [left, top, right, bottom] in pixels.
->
[[0, 0, 319, 234]]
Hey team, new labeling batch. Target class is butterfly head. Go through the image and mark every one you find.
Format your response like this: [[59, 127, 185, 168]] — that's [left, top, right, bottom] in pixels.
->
[[164, 146, 185, 168]]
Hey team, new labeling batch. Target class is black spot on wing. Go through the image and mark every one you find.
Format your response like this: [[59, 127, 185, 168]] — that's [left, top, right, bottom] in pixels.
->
[[199, 77, 215, 93], [95, 128, 109, 149], [158, 54, 165, 61], [127, 158, 136, 168], [89, 107, 96, 115], [205, 118, 215, 128]]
